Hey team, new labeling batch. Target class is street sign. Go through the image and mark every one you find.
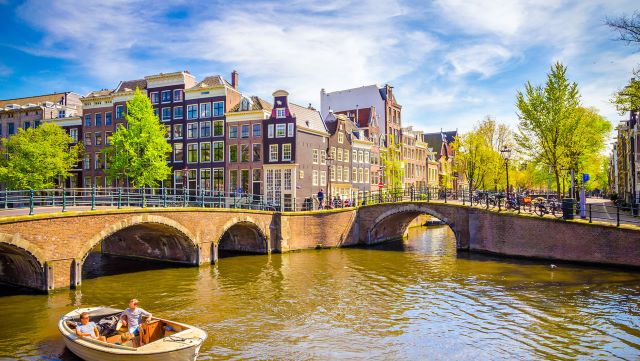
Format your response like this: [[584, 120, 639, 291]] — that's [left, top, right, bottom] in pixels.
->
[[378, 182, 384, 189], [582, 173, 590, 183]]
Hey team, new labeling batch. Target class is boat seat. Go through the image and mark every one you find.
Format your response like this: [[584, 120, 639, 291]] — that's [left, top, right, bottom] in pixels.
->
[[66, 321, 77, 330]]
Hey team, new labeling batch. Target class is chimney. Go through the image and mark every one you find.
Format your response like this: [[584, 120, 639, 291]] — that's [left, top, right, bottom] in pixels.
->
[[231, 70, 239, 89]]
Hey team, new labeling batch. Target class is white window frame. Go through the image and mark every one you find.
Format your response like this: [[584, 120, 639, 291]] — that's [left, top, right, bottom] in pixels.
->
[[187, 143, 198, 164], [338, 132, 344, 144], [187, 122, 198, 139], [150, 92, 159, 104], [276, 108, 285, 118], [213, 101, 225, 117], [200, 121, 212, 138], [268, 124, 274, 138], [320, 171, 327, 186], [161, 90, 171, 103], [312, 149, 319, 164], [269, 144, 278, 161], [187, 104, 198, 120], [282, 143, 292, 161], [200, 102, 211, 118], [173, 106, 183, 119], [173, 89, 182, 102], [287, 123, 294, 137], [276, 124, 286, 138], [162, 107, 171, 121], [312, 170, 318, 186], [200, 141, 211, 162], [213, 141, 224, 162]]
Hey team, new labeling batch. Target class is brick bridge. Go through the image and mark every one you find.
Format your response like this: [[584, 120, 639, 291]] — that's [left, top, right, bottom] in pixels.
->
[[1, 202, 639, 292]]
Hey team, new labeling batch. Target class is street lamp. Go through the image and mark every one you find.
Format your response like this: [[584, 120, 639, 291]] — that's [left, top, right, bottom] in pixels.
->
[[326, 155, 334, 208], [500, 146, 512, 198]]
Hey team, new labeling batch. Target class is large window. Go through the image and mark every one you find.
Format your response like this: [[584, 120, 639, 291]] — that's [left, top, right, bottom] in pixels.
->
[[253, 123, 261, 137], [213, 141, 224, 162], [95, 113, 102, 127], [150, 92, 159, 104], [364, 151, 370, 163], [200, 121, 211, 138], [365, 168, 370, 184], [337, 148, 343, 162], [174, 143, 183, 162], [173, 124, 183, 139], [187, 105, 198, 119], [116, 105, 124, 119], [343, 167, 349, 182], [241, 124, 249, 138], [282, 144, 291, 161], [200, 142, 211, 162], [187, 143, 198, 163], [162, 108, 171, 121], [241, 169, 250, 193], [338, 132, 344, 144], [187, 123, 198, 139], [105, 112, 112, 126], [83, 154, 90, 170], [95, 132, 103, 146], [200, 102, 211, 118], [252, 143, 261, 161], [320, 150, 326, 165], [312, 149, 319, 164], [276, 124, 286, 138], [240, 144, 249, 162], [213, 101, 224, 117], [213, 168, 224, 192], [173, 89, 182, 102], [84, 133, 92, 146], [213, 121, 224, 136], [229, 170, 238, 192], [69, 128, 78, 142], [84, 114, 91, 127], [229, 126, 238, 139], [352, 167, 357, 183], [320, 171, 326, 186], [161, 90, 171, 103], [288, 123, 294, 137], [312, 170, 318, 186], [344, 149, 349, 162], [200, 168, 211, 190], [269, 144, 278, 161], [229, 144, 238, 162], [174, 106, 183, 119], [267, 124, 274, 138]]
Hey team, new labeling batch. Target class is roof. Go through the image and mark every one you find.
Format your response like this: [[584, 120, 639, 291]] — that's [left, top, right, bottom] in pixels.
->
[[424, 130, 457, 158], [289, 103, 327, 133], [84, 89, 113, 98], [0, 92, 71, 108], [115, 79, 147, 93], [228, 96, 272, 112], [191, 75, 232, 89]]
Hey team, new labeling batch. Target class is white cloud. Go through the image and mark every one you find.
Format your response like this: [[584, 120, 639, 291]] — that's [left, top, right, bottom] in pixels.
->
[[445, 44, 516, 78], [0, 63, 12, 77]]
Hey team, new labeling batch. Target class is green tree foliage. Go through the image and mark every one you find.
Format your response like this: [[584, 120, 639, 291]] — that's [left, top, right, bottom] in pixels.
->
[[382, 137, 404, 192], [612, 76, 640, 114], [0, 123, 82, 190], [105, 88, 172, 187]]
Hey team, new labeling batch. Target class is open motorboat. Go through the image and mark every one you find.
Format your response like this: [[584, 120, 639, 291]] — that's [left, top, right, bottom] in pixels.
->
[[58, 307, 207, 361]]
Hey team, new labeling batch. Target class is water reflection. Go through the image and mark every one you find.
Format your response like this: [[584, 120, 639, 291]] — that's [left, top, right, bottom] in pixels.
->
[[0, 225, 639, 360]]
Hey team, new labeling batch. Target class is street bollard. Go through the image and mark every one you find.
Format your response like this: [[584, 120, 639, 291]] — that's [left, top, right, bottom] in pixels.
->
[[29, 189, 35, 215], [589, 204, 592, 223]]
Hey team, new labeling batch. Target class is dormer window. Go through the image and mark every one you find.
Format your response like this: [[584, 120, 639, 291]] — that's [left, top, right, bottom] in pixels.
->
[[241, 98, 250, 111], [276, 109, 285, 118]]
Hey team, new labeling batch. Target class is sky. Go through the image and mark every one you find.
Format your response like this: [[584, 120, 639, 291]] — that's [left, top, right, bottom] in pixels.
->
[[0, 0, 638, 134]]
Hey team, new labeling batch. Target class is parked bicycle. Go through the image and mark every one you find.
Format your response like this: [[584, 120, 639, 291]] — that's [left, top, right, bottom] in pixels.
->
[[532, 197, 562, 218]]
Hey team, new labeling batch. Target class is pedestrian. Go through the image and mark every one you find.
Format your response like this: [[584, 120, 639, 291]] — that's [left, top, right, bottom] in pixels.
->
[[317, 189, 324, 209]]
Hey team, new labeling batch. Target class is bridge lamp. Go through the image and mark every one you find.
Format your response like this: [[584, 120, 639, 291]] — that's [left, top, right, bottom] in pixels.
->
[[500, 146, 512, 198]]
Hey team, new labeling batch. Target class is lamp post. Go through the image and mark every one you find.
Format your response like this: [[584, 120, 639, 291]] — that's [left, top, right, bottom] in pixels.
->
[[500, 146, 512, 199], [326, 155, 334, 208]]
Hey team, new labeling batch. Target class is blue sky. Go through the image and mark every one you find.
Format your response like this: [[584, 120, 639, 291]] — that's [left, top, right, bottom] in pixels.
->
[[0, 0, 638, 133]]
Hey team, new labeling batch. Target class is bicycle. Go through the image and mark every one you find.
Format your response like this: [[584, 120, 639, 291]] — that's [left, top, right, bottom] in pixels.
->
[[532, 197, 562, 218]]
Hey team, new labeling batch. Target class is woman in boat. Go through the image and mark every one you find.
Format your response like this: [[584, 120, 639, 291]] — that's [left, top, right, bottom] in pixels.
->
[[120, 299, 152, 338], [76, 312, 107, 342]]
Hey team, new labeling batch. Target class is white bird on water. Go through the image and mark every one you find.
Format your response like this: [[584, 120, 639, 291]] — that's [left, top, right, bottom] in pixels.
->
[[550, 264, 557, 269]]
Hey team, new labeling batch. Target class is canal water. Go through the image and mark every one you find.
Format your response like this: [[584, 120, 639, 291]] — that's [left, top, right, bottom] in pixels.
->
[[1, 225, 639, 360]]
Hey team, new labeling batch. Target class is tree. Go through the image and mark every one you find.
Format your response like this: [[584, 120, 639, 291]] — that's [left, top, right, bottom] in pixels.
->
[[0, 123, 82, 190], [382, 137, 404, 193], [607, 12, 640, 114], [563, 107, 612, 174], [515, 62, 581, 197], [606, 11, 640, 45], [105, 88, 172, 187], [612, 77, 640, 114]]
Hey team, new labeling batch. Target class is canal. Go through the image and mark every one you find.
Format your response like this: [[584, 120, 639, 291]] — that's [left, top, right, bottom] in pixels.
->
[[1, 225, 639, 360]]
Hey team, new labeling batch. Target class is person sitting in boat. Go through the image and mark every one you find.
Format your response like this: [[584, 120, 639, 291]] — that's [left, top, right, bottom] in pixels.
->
[[120, 298, 152, 339], [76, 312, 107, 342]]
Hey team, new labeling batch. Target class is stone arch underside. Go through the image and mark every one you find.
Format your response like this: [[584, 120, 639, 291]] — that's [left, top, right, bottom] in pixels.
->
[[367, 205, 458, 245], [218, 221, 269, 254], [0, 242, 45, 290]]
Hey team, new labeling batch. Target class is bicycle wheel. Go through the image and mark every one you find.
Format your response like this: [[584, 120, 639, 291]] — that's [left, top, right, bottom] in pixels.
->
[[534, 204, 545, 217], [552, 205, 563, 218]]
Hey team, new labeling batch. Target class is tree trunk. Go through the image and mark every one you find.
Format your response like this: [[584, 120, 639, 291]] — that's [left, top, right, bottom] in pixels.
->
[[554, 169, 561, 198]]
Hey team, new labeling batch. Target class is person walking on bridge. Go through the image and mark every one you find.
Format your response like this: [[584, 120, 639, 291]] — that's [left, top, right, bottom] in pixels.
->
[[317, 189, 324, 210]]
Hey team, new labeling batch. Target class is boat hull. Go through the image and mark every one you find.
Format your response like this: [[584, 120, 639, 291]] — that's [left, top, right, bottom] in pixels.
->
[[62, 336, 202, 361]]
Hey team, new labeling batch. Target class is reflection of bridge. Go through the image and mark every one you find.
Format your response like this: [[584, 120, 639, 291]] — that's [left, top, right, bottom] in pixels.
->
[[1, 202, 639, 292]]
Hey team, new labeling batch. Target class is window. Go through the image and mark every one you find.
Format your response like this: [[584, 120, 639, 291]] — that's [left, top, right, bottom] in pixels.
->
[[253, 123, 261, 137], [83, 154, 90, 169], [161, 90, 171, 103], [353, 150, 357, 162], [320, 150, 326, 165], [84, 114, 91, 127], [174, 143, 183, 162], [344, 149, 349, 162], [213, 101, 224, 117], [276, 124, 286, 138], [213, 121, 224, 136], [173, 124, 183, 139], [95, 113, 102, 126], [338, 132, 344, 144], [69, 128, 78, 142], [95, 132, 103, 146], [174, 106, 183, 119], [200, 121, 211, 138], [269, 144, 278, 161], [106, 131, 112, 145], [229, 126, 238, 139], [116, 105, 124, 119], [200, 142, 211, 162], [359, 168, 364, 183], [229, 144, 238, 162], [200, 168, 211, 190], [241, 124, 249, 138], [359, 150, 364, 163], [105, 112, 112, 126], [241, 144, 249, 162], [352, 167, 357, 183], [343, 167, 349, 182], [337, 149, 343, 162], [312, 170, 319, 186], [268, 124, 274, 138], [365, 152, 370, 163], [312, 149, 319, 164], [253, 143, 261, 161], [284, 169, 292, 190], [150, 92, 159, 104], [213, 168, 224, 192], [365, 168, 370, 184], [229, 170, 238, 192], [330, 147, 336, 160], [154, 108, 159, 117], [7, 122, 14, 135], [276, 108, 285, 118], [58, 110, 66, 118], [336, 165, 342, 181], [23, 121, 31, 130], [241, 169, 250, 193], [84, 132, 92, 146], [187, 123, 198, 139], [213, 141, 224, 161], [95, 153, 103, 169], [187, 143, 198, 163], [173, 89, 182, 102], [320, 171, 326, 186], [200, 103, 211, 118], [282, 144, 291, 161], [330, 166, 336, 181], [287, 123, 294, 137], [187, 105, 198, 119], [253, 169, 262, 183], [162, 108, 171, 121]]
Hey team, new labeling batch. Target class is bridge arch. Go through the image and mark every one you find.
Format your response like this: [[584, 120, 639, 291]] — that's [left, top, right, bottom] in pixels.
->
[[367, 204, 460, 246], [216, 216, 270, 255], [0, 233, 46, 291], [80, 214, 200, 265]]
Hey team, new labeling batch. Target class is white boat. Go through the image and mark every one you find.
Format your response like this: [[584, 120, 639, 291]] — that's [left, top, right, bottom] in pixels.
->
[[58, 307, 207, 361]]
